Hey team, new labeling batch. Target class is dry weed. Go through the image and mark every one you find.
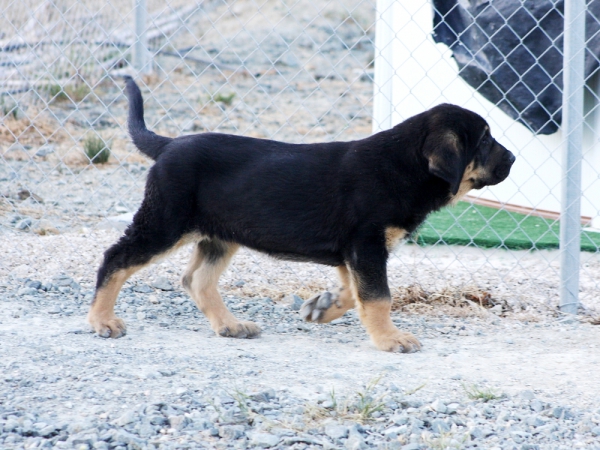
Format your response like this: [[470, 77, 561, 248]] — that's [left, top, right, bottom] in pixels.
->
[[391, 283, 505, 318], [1, 112, 64, 151]]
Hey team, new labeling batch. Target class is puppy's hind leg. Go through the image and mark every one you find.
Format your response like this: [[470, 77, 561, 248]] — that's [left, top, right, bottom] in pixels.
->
[[182, 240, 261, 338], [300, 265, 356, 323], [89, 205, 184, 338]]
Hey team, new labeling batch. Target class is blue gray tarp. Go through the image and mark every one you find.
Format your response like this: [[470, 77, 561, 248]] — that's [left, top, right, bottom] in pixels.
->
[[432, 0, 600, 134]]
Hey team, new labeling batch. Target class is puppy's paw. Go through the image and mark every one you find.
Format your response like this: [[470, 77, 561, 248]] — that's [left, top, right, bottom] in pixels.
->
[[300, 290, 351, 323], [300, 291, 332, 322], [217, 320, 261, 339], [371, 328, 421, 353], [88, 314, 127, 339]]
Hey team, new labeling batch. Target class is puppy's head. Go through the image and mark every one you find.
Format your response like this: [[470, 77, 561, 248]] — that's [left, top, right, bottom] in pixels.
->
[[422, 104, 515, 200]]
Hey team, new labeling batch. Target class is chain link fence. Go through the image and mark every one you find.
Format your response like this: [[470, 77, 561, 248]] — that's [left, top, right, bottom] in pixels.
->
[[1, 0, 599, 320]]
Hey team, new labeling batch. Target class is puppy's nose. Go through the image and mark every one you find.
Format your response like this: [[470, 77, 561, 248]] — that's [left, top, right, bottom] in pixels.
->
[[505, 151, 516, 165]]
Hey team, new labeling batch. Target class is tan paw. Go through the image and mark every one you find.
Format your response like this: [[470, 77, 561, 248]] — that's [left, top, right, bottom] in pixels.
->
[[371, 329, 422, 353], [88, 314, 127, 339], [217, 320, 261, 339]]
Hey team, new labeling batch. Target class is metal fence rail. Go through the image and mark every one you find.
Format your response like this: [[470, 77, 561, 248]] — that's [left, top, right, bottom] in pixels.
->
[[1, 0, 599, 318]]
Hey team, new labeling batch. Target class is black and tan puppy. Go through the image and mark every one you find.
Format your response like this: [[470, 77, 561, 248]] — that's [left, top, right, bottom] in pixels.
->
[[88, 77, 515, 352]]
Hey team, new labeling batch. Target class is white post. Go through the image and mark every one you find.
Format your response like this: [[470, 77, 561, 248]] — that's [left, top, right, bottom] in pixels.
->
[[133, 0, 152, 74], [560, 0, 586, 315], [372, 0, 395, 133]]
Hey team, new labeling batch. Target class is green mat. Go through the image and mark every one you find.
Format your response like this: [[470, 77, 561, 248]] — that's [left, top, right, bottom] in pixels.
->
[[414, 201, 600, 252]]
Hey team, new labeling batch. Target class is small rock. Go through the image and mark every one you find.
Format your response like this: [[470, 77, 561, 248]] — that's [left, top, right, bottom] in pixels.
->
[[98, 213, 134, 231], [520, 390, 536, 401], [112, 430, 146, 449], [526, 416, 546, 427], [490, 304, 503, 314], [430, 399, 447, 414], [15, 218, 33, 230], [47, 305, 62, 314], [430, 418, 450, 433], [132, 284, 153, 293], [25, 280, 42, 290], [114, 202, 129, 214], [390, 413, 409, 425], [281, 294, 304, 311], [218, 425, 245, 440], [36, 144, 55, 157], [275, 324, 288, 333], [469, 426, 483, 439], [497, 410, 511, 422], [53, 275, 75, 287], [324, 424, 348, 440], [345, 433, 366, 450], [168, 415, 187, 430], [114, 410, 136, 427], [250, 389, 276, 403], [530, 399, 544, 413], [38, 424, 61, 438], [250, 432, 281, 448], [71, 433, 98, 447], [18, 287, 38, 296], [150, 277, 173, 291], [383, 426, 406, 440], [446, 403, 460, 414], [136, 421, 156, 438], [401, 444, 421, 450]]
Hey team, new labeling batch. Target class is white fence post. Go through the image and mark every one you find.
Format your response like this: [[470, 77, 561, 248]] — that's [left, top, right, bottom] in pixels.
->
[[372, 0, 395, 133], [133, 0, 152, 74], [560, 0, 586, 315]]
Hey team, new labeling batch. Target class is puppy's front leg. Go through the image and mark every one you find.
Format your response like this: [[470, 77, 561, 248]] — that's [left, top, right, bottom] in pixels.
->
[[346, 241, 421, 353], [300, 265, 356, 323]]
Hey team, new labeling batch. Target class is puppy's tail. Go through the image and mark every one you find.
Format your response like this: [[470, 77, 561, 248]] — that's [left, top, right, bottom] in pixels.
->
[[124, 76, 172, 161]]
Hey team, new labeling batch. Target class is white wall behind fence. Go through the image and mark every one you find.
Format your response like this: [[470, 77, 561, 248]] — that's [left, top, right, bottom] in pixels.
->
[[379, 0, 600, 223]]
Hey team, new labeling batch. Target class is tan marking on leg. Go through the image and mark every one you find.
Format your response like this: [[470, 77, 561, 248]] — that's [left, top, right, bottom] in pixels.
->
[[183, 242, 260, 338], [88, 232, 203, 339], [385, 227, 407, 252], [356, 299, 421, 352], [346, 271, 420, 352], [88, 266, 139, 338], [315, 265, 356, 323]]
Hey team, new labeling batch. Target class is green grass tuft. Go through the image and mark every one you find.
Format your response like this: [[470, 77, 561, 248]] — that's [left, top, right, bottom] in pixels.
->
[[305, 376, 386, 424], [213, 92, 236, 105], [463, 383, 502, 402], [47, 82, 90, 103], [84, 135, 111, 164]]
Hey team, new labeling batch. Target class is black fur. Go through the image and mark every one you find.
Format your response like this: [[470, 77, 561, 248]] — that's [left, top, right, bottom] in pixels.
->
[[95, 78, 515, 306], [124, 76, 172, 161]]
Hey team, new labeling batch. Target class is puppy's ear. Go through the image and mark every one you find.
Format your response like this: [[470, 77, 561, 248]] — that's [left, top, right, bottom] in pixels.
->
[[423, 131, 464, 195]]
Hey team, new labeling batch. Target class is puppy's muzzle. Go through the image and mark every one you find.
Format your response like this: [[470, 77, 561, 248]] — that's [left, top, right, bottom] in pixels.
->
[[493, 150, 515, 182]]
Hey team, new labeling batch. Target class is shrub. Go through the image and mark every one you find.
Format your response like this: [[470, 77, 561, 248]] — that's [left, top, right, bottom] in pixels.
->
[[84, 135, 111, 164]]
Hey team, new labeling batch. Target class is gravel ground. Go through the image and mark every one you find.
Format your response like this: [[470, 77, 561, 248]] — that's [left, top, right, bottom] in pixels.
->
[[2, 0, 600, 448], [1, 228, 600, 449]]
